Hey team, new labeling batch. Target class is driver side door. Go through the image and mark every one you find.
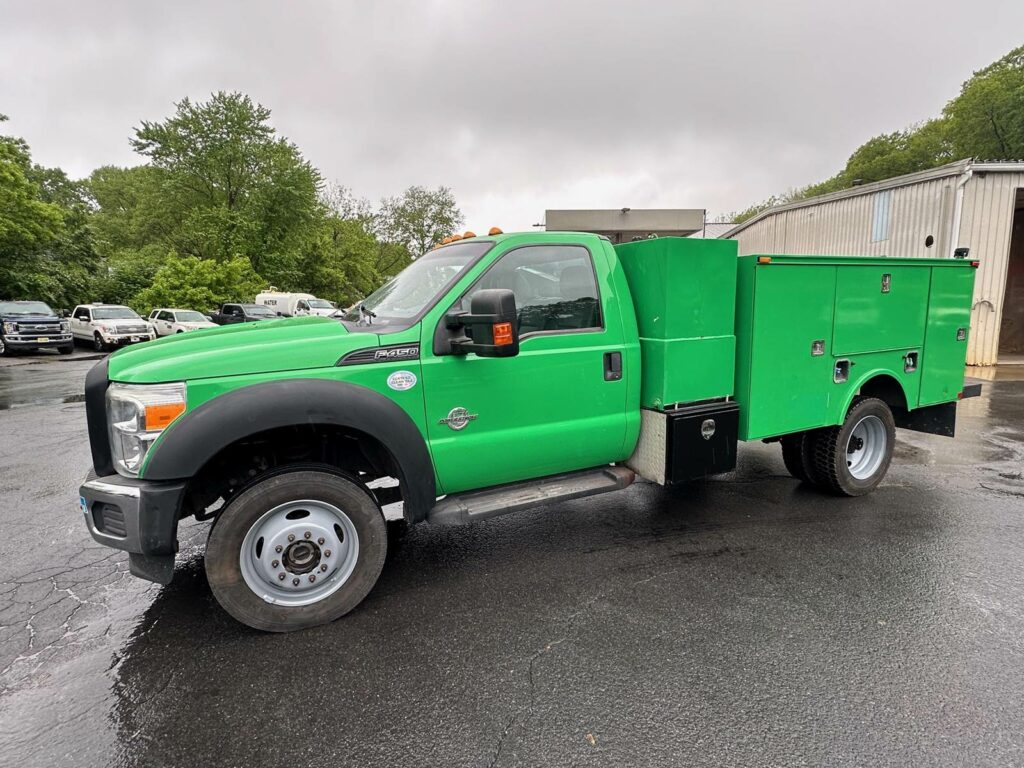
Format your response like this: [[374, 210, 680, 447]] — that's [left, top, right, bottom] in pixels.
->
[[419, 242, 631, 495]]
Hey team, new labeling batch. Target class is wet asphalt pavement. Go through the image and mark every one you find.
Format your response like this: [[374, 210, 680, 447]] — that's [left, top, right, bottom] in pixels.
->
[[0, 355, 1022, 768]]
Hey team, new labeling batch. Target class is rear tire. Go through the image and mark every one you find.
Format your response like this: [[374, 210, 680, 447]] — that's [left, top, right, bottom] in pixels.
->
[[780, 434, 811, 482], [205, 469, 388, 632], [810, 397, 895, 497]]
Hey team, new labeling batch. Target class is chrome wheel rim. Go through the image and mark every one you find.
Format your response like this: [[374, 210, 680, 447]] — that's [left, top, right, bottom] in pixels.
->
[[239, 499, 359, 607], [846, 415, 887, 480]]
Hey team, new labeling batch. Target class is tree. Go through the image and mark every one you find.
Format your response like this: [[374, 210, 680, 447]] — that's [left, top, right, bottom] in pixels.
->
[[128, 92, 323, 276], [944, 45, 1024, 159], [134, 255, 264, 313], [376, 185, 463, 260]]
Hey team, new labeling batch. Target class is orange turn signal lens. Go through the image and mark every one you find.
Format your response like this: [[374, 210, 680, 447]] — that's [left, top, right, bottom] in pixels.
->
[[493, 322, 514, 346], [145, 402, 185, 430], [488, 227, 503, 235], [757, 256, 772, 264]]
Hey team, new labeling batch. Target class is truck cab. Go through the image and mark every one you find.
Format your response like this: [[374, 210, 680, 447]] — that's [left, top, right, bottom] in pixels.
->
[[77, 232, 978, 632]]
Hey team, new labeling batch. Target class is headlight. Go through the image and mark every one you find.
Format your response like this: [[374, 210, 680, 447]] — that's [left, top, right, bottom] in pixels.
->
[[61, 320, 70, 331], [107, 382, 186, 476], [3, 322, 16, 333]]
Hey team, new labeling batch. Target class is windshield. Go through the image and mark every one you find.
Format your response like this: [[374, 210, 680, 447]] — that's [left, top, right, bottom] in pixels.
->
[[342, 241, 493, 331], [0, 301, 54, 316], [175, 311, 207, 322], [308, 299, 333, 309], [246, 306, 277, 317], [94, 307, 141, 320]]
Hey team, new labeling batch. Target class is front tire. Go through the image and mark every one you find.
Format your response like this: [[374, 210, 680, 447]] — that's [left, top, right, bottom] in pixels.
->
[[810, 397, 895, 497], [205, 469, 388, 632], [59, 344, 74, 355], [93, 333, 107, 352]]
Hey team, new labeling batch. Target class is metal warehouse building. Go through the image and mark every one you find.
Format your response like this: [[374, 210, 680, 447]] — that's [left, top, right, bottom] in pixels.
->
[[724, 160, 1024, 365]]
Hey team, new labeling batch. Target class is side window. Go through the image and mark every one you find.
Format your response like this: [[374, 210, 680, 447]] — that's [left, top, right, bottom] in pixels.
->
[[74, 307, 90, 320], [461, 245, 602, 335], [159, 311, 173, 322], [226, 305, 240, 316]]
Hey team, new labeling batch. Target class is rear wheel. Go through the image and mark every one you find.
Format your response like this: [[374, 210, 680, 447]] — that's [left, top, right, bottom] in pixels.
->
[[205, 469, 388, 632], [810, 397, 895, 496], [780, 434, 811, 482]]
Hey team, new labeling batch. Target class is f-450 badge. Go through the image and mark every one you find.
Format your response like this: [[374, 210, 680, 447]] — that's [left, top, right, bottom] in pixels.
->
[[439, 407, 478, 431]]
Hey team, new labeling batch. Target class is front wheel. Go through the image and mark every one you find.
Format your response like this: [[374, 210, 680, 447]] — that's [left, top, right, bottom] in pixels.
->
[[810, 397, 895, 496], [93, 333, 107, 352], [205, 469, 388, 632], [59, 344, 74, 355]]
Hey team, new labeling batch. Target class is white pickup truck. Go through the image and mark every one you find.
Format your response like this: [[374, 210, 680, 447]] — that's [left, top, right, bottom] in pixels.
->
[[71, 304, 155, 351]]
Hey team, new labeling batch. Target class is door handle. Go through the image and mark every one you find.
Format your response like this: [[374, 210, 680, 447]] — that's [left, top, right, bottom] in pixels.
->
[[604, 351, 623, 381]]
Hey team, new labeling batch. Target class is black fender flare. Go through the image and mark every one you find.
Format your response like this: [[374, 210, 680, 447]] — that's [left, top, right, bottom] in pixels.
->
[[143, 379, 436, 523]]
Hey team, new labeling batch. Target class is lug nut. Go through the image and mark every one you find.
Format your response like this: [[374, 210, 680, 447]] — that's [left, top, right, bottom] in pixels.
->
[[324, 550, 331, 558], [304, 531, 311, 539], [308, 575, 316, 583], [271, 560, 279, 568], [287, 534, 295, 542], [320, 564, 328, 572], [317, 537, 325, 545], [292, 578, 300, 586], [275, 545, 283, 553], [278, 572, 286, 580]]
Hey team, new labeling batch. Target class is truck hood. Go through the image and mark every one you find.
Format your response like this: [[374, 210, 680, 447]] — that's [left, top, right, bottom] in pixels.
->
[[107, 316, 379, 384], [1, 312, 61, 324]]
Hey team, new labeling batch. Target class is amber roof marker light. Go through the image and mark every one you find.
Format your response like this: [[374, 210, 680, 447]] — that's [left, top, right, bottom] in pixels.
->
[[489, 227, 503, 236]]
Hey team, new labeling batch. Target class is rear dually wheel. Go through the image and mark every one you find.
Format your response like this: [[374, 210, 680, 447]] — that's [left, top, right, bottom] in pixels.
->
[[810, 397, 895, 496]]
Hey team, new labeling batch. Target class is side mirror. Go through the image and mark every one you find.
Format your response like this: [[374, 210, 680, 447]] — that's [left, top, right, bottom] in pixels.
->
[[446, 289, 519, 358]]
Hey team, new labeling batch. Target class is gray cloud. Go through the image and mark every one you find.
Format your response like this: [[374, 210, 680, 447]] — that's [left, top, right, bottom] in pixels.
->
[[2, 0, 1023, 230]]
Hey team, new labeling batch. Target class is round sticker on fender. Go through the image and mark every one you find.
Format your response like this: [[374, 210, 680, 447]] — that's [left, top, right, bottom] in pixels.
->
[[387, 370, 417, 391]]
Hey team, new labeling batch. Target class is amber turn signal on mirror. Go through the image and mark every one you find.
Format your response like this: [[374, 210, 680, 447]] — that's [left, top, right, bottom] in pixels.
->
[[492, 322, 514, 346]]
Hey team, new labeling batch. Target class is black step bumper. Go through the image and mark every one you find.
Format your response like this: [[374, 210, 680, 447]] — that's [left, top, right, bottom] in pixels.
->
[[78, 474, 186, 584]]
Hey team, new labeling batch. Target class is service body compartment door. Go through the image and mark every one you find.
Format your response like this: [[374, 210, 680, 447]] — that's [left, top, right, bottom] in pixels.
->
[[832, 266, 929, 355], [743, 265, 837, 440], [919, 267, 974, 406]]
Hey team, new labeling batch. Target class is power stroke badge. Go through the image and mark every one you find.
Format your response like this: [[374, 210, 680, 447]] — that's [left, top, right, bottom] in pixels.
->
[[439, 407, 478, 431]]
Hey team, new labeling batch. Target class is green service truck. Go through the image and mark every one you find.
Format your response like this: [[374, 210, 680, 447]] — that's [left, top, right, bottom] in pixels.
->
[[78, 233, 980, 631]]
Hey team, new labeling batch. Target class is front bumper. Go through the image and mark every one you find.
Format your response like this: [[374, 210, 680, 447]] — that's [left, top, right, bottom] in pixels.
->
[[3, 333, 72, 348], [101, 332, 155, 346], [79, 473, 186, 584]]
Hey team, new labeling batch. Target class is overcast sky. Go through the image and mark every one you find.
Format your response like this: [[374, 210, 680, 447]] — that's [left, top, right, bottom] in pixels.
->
[[2, 1, 1023, 231]]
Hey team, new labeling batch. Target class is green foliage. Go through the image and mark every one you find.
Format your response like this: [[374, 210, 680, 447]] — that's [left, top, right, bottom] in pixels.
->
[[129, 92, 322, 276], [726, 44, 1024, 223], [134, 255, 264, 313], [377, 185, 463, 259], [943, 45, 1024, 159], [2, 94, 462, 311]]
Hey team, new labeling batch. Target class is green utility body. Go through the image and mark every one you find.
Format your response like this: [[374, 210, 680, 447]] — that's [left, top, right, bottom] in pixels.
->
[[77, 231, 980, 630]]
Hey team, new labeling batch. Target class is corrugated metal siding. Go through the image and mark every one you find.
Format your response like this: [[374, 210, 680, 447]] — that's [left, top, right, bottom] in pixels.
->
[[733, 169, 1024, 364], [734, 176, 957, 258], [958, 171, 1024, 365]]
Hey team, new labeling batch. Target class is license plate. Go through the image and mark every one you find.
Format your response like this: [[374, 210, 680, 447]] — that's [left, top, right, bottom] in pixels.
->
[[130, 336, 140, 342], [37, 337, 49, 342]]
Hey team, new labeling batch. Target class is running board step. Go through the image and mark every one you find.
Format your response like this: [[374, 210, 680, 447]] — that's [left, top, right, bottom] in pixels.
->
[[427, 466, 635, 526]]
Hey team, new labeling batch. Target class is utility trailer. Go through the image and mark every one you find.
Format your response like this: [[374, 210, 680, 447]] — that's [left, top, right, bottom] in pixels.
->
[[77, 231, 980, 630]]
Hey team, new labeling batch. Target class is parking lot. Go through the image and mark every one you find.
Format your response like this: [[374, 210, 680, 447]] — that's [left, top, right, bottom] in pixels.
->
[[0, 353, 1021, 767]]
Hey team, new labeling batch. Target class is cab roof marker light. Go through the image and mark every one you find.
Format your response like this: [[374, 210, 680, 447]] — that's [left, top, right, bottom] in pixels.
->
[[488, 227, 503, 235]]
